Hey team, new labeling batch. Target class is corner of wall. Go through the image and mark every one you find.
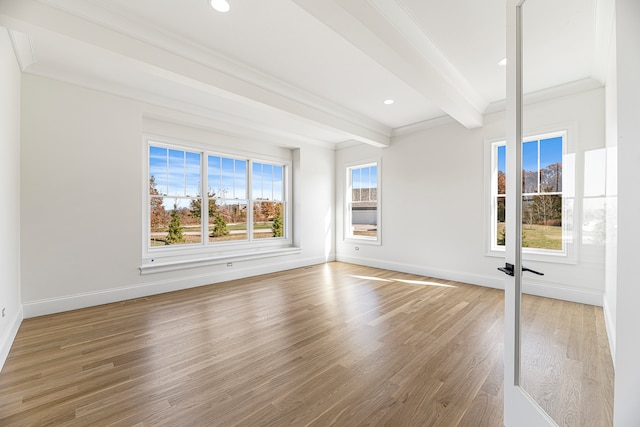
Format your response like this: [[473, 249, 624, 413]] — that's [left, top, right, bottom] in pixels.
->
[[0, 306, 23, 372]]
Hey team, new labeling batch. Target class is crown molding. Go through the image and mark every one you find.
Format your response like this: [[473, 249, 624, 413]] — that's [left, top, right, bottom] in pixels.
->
[[485, 77, 604, 115], [391, 115, 456, 138], [592, 0, 615, 84]]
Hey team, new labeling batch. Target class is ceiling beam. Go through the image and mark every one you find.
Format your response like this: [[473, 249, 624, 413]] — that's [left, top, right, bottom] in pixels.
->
[[0, 0, 391, 147], [292, 0, 486, 128]]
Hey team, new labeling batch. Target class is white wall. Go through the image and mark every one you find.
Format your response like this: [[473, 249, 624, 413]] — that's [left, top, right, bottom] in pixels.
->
[[20, 74, 335, 316], [613, 0, 640, 424], [336, 88, 607, 305], [0, 28, 23, 370]]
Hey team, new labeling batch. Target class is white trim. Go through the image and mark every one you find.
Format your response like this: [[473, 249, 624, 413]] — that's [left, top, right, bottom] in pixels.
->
[[344, 159, 381, 245], [0, 306, 23, 373], [484, 125, 579, 264], [23, 255, 331, 318], [140, 247, 302, 275], [143, 136, 294, 266], [336, 255, 603, 306], [391, 115, 455, 138], [602, 296, 616, 367]]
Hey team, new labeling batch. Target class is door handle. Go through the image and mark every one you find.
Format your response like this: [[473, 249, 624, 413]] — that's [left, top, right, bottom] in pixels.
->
[[498, 263, 515, 276], [522, 266, 544, 276], [497, 263, 544, 276]]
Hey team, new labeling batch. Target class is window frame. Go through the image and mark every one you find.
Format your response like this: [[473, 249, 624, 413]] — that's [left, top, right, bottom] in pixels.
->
[[142, 136, 295, 272], [485, 128, 577, 264], [345, 160, 381, 245]]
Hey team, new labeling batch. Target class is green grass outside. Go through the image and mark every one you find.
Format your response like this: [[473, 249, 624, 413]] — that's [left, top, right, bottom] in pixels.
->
[[497, 223, 562, 250], [150, 221, 276, 246]]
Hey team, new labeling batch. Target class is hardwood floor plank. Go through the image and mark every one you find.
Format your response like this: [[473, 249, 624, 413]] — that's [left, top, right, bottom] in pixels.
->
[[0, 262, 613, 426]]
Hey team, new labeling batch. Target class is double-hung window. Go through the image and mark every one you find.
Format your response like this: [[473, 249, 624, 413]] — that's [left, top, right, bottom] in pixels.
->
[[346, 162, 380, 243], [147, 141, 289, 255], [490, 131, 566, 256]]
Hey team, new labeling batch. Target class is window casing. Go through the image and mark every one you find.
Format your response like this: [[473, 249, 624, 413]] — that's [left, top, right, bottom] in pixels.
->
[[488, 130, 571, 260], [346, 162, 380, 244], [144, 139, 293, 269]]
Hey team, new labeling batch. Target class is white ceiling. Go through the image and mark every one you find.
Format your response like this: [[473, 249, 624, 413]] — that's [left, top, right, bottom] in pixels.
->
[[0, 0, 613, 148]]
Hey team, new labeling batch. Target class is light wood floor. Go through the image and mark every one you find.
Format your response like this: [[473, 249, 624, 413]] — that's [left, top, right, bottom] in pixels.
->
[[0, 262, 613, 426]]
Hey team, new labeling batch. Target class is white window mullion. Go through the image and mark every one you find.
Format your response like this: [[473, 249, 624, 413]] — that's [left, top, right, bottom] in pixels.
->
[[202, 152, 208, 246], [248, 160, 254, 242]]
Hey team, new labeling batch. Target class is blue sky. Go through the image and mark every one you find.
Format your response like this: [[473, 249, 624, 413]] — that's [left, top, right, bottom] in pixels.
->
[[352, 165, 377, 189], [149, 146, 200, 197], [497, 136, 562, 173], [150, 145, 284, 203]]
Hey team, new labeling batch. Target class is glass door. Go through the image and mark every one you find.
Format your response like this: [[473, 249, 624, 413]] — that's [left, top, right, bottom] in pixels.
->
[[502, 0, 556, 425]]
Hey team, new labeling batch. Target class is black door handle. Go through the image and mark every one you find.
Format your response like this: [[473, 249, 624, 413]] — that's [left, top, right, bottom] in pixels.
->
[[498, 263, 515, 276], [497, 263, 544, 276], [522, 266, 544, 276]]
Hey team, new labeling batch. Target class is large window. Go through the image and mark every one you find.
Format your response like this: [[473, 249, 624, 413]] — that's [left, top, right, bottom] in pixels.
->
[[346, 162, 380, 243], [491, 131, 565, 253], [148, 142, 287, 250]]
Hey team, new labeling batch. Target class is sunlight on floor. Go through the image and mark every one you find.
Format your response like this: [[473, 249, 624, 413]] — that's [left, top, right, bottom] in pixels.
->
[[393, 279, 456, 288], [348, 275, 457, 288], [349, 275, 392, 282]]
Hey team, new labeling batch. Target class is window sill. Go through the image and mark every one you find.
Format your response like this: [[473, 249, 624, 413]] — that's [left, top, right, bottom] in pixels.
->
[[485, 247, 577, 265], [345, 237, 381, 246], [140, 246, 302, 275]]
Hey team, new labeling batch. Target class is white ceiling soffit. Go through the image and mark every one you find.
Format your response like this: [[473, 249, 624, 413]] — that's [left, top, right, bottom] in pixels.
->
[[292, 0, 486, 129], [7, 29, 36, 71], [0, 0, 392, 147]]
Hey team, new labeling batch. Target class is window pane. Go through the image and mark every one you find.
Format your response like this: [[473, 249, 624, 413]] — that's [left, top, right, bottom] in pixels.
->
[[209, 200, 247, 242], [151, 197, 201, 246], [351, 202, 377, 238], [149, 146, 168, 195], [149, 196, 168, 246], [221, 157, 234, 198], [540, 137, 562, 192], [497, 145, 506, 195], [253, 201, 284, 239], [522, 195, 562, 250], [235, 159, 247, 199], [273, 165, 283, 201], [351, 168, 361, 201], [263, 164, 273, 200], [522, 141, 539, 193], [369, 165, 378, 190], [361, 167, 370, 197], [168, 150, 185, 196], [185, 152, 201, 197], [496, 197, 505, 246], [208, 156, 222, 197], [252, 162, 263, 200]]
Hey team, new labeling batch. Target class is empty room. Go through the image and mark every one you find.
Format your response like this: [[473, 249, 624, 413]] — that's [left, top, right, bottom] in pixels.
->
[[1, 0, 638, 426]]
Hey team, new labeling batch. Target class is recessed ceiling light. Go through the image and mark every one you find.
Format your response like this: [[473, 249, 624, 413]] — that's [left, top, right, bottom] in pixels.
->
[[498, 57, 507, 66], [384, 99, 395, 105], [210, 0, 230, 13]]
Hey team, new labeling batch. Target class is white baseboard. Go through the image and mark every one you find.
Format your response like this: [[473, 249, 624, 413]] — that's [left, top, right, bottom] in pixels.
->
[[602, 296, 616, 367], [337, 255, 504, 289], [23, 255, 333, 318], [0, 306, 23, 373], [336, 255, 603, 306]]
